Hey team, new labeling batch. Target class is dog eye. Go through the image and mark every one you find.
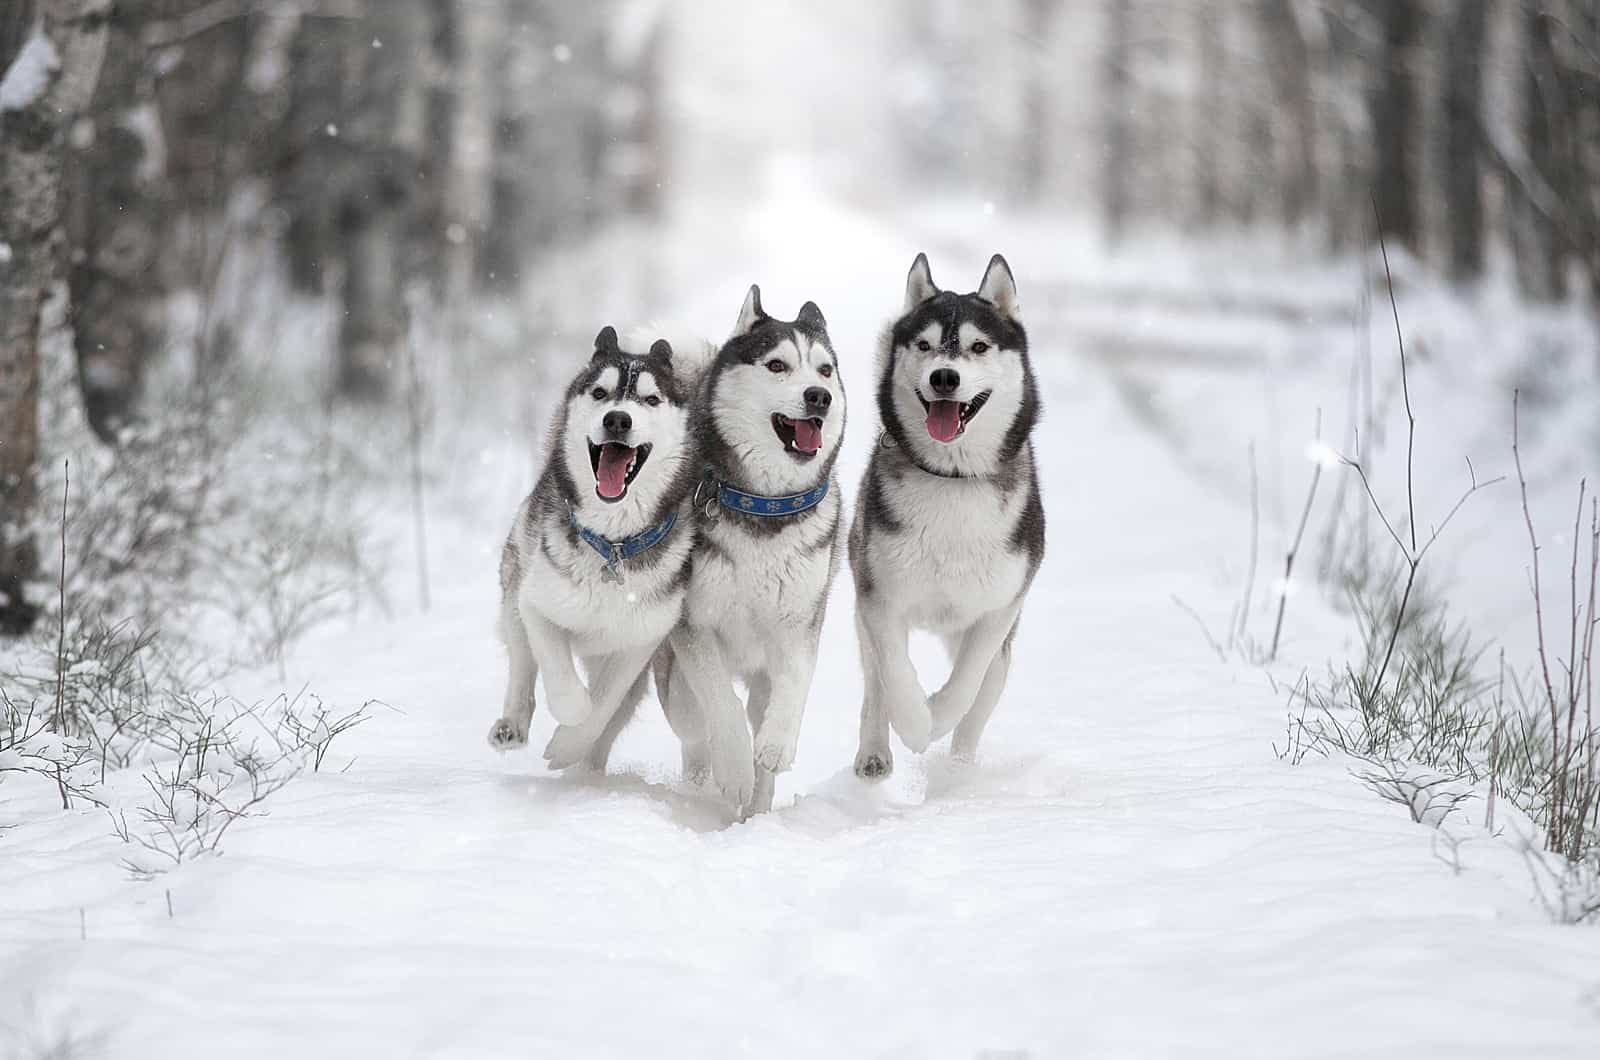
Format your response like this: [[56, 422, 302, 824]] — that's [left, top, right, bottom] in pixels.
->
[[765, 359, 787, 373], [643, 395, 661, 407], [818, 364, 834, 378], [971, 341, 989, 354], [590, 387, 607, 400], [916, 340, 932, 352]]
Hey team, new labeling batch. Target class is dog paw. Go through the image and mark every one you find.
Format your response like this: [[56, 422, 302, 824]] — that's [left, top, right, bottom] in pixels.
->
[[487, 717, 528, 750], [853, 747, 893, 780], [928, 685, 969, 741], [542, 724, 593, 769], [546, 687, 593, 727], [680, 742, 711, 787], [710, 738, 755, 809], [889, 699, 933, 754], [753, 722, 797, 774]]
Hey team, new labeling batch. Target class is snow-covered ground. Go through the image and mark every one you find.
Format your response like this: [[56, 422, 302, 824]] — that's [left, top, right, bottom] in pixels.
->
[[4, 187, 1600, 1057]]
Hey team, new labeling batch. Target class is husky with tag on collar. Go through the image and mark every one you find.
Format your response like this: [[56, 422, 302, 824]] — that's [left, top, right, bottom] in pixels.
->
[[487, 326, 705, 770], [656, 286, 847, 815], [850, 253, 1044, 778]]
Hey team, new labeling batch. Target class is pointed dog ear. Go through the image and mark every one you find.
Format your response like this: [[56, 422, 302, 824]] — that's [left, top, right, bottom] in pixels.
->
[[648, 338, 673, 361], [796, 300, 827, 333], [732, 285, 766, 337], [592, 326, 620, 359], [977, 254, 1019, 320], [905, 252, 938, 312]]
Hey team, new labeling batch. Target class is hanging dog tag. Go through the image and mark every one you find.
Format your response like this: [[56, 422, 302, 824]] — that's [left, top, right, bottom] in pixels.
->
[[601, 544, 625, 584]]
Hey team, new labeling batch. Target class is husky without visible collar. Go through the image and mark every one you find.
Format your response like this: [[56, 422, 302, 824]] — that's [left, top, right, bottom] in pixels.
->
[[487, 326, 703, 770], [657, 286, 847, 815], [850, 253, 1044, 777]]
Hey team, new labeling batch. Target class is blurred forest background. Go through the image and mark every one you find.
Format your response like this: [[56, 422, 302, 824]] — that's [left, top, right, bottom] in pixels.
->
[[2, 0, 1599, 640]]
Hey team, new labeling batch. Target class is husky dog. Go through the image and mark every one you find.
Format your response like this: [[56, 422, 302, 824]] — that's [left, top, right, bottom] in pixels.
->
[[488, 326, 702, 770], [657, 287, 847, 815], [850, 254, 1044, 777]]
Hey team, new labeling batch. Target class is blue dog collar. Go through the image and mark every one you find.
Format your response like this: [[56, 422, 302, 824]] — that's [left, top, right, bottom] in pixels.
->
[[716, 478, 829, 518], [569, 509, 678, 581]]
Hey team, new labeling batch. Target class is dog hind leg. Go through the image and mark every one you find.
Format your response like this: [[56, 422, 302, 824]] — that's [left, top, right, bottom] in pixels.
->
[[584, 667, 648, 771], [929, 600, 1024, 743], [950, 624, 1017, 760]]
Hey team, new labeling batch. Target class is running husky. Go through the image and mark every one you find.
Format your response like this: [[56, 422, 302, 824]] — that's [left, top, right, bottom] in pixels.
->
[[850, 254, 1044, 777], [487, 326, 702, 770], [657, 287, 847, 815]]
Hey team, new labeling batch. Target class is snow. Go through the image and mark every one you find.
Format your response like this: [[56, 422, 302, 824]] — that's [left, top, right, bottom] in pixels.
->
[[4, 183, 1600, 1055], [0, 30, 58, 113]]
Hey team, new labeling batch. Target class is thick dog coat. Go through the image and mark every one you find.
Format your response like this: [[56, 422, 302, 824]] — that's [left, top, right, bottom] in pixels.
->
[[850, 254, 1045, 777], [656, 287, 847, 815], [488, 327, 704, 770]]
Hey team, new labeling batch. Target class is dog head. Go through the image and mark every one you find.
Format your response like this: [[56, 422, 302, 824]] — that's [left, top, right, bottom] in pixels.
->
[[557, 326, 695, 528], [878, 253, 1037, 477], [704, 286, 846, 494]]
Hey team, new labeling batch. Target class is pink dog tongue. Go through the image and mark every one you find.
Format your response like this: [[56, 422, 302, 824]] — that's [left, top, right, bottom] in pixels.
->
[[926, 400, 963, 443], [792, 418, 823, 453], [595, 444, 634, 499]]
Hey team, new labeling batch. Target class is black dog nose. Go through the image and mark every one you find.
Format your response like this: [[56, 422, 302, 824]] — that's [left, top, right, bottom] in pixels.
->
[[803, 386, 832, 411], [602, 410, 632, 434], [929, 368, 961, 396]]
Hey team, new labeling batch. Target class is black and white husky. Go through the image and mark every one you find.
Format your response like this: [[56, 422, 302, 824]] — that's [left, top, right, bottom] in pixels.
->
[[850, 254, 1045, 777], [488, 326, 704, 770], [657, 287, 848, 815]]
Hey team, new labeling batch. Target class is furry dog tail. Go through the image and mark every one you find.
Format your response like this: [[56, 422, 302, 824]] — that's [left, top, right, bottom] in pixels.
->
[[620, 323, 718, 388]]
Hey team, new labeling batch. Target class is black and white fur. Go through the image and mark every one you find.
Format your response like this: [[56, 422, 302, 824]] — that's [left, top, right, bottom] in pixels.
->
[[850, 254, 1045, 777], [488, 326, 707, 770], [657, 287, 848, 815]]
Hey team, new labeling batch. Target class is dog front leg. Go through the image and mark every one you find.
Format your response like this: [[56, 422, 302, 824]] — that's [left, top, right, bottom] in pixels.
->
[[929, 600, 1023, 742], [853, 607, 893, 778], [519, 609, 591, 725], [753, 636, 815, 777], [857, 597, 931, 752], [950, 627, 1015, 760], [543, 643, 655, 768], [488, 599, 539, 749], [668, 625, 754, 808]]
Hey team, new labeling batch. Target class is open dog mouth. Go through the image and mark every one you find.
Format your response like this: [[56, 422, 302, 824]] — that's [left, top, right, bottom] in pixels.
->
[[587, 440, 651, 501], [771, 413, 824, 459], [918, 390, 992, 443]]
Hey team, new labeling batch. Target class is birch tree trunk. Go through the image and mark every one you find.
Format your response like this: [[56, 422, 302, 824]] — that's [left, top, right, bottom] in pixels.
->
[[0, 0, 109, 635]]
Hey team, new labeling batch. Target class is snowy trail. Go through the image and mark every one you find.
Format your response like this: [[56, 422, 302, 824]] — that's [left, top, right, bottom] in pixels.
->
[[5, 203, 1600, 1056]]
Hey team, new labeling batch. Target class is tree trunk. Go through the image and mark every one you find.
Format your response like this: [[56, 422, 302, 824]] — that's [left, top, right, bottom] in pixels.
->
[[1441, 0, 1487, 283], [1191, 2, 1223, 228], [334, 0, 427, 402], [1257, 0, 1317, 226], [418, 0, 458, 297], [1018, 0, 1057, 204], [0, 0, 109, 635], [1370, 0, 1424, 248], [1521, 7, 1572, 300], [64, 0, 164, 441], [1101, 0, 1133, 244]]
